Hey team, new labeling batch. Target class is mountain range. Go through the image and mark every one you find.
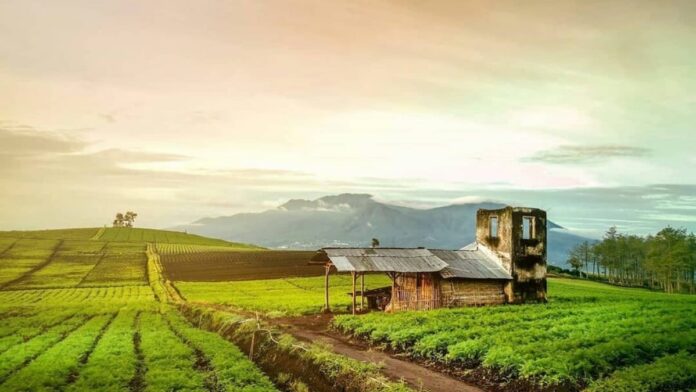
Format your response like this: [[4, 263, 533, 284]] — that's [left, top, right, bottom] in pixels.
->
[[174, 193, 591, 267]]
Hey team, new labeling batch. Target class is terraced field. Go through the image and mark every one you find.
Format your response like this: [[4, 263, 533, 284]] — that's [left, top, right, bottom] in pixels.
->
[[0, 228, 279, 392], [0, 238, 147, 290]]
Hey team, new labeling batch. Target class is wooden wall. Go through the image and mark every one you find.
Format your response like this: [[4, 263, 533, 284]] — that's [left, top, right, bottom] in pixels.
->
[[391, 274, 506, 311]]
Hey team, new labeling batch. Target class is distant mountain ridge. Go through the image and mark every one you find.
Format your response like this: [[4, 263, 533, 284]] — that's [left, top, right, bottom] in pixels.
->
[[176, 193, 590, 267]]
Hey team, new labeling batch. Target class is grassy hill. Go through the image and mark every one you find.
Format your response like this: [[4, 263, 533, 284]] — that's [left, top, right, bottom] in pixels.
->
[[0, 227, 263, 248], [0, 227, 262, 291]]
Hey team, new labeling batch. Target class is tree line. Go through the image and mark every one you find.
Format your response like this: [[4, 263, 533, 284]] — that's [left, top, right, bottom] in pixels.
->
[[567, 226, 696, 294]]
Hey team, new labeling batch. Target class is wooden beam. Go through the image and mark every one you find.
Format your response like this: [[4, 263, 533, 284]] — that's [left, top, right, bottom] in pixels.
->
[[362, 273, 366, 311], [324, 264, 331, 313], [352, 271, 357, 315]]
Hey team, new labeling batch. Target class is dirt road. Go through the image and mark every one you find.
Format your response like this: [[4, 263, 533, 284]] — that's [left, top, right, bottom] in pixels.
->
[[274, 314, 484, 392]]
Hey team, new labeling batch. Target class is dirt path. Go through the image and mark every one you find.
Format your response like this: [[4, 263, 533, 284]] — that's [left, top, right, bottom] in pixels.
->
[[273, 314, 484, 392]]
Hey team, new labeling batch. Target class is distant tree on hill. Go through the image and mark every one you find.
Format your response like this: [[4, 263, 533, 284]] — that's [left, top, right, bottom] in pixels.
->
[[113, 211, 138, 227], [113, 213, 125, 227], [372, 238, 380, 248], [124, 211, 138, 227]]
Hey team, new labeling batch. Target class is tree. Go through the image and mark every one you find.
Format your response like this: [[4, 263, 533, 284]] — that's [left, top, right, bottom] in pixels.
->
[[567, 252, 584, 274], [646, 227, 690, 293], [371, 238, 380, 248], [113, 211, 138, 228], [113, 213, 125, 227], [124, 211, 138, 228]]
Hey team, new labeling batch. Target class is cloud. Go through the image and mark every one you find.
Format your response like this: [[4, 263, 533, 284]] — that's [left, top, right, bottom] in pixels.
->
[[450, 195, 489, 205], [526, 145, 650, 164], [0, 125, 85, 158]]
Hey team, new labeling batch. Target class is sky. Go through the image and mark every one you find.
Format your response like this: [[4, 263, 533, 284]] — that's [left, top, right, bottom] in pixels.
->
[[1, 0, 695, 237]]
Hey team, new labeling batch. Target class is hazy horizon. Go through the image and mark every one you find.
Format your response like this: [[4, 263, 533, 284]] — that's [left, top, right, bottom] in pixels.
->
[[2, 0, 695, 237]]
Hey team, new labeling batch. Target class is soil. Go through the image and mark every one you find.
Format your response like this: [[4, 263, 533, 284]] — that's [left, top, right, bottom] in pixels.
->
[[272, 313, 484, 392], [161, 251, 321, 281]]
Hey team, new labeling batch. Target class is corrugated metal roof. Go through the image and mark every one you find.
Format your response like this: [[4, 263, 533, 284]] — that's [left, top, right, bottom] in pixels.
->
[[431, 247, 512, 280], [321, 248, 447, 273], [316, 244, 511, 279]]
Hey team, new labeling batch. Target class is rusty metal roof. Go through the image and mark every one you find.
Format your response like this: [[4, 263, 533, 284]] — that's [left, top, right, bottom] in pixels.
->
[[314, 244, 511, 280]]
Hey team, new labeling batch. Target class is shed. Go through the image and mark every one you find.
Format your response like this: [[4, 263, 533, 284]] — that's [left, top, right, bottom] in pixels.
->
[[311, 244, 513, 313], [310, 206, 547, 313]]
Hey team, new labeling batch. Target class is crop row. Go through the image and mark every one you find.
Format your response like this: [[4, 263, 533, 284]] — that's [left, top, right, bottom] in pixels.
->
[[176, 274, 392, 316], [333, 278, 696, 388], [0, 286, 156, 306], [161, 250, 323, 281], [0, 304, 279, 391], [0, 239, 148, 290]]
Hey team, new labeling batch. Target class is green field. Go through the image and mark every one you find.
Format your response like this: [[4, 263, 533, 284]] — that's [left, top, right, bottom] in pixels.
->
[[177, 274, 392, 316], [1, 227, 694, 392], [0, 228, 278, 392], [334, 278, 696, 391]]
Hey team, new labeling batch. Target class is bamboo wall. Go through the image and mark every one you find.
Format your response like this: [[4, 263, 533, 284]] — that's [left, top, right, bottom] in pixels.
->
[[392, 273, 441, 311], [391, 274, 506, 311], [440, 279, 506, 306]]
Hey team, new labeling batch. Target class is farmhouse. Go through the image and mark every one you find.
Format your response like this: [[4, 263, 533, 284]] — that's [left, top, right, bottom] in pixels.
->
[[311, 206, 547, 313]]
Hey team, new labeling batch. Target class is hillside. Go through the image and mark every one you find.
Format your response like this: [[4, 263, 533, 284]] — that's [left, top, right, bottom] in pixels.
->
[[174, 194, 592, 267], [0, 227, 262, 248]]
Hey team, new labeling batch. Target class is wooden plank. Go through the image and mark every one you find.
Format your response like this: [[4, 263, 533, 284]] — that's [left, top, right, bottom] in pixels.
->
[[360, 273, 365, 311], [324, 264, 331, 312]]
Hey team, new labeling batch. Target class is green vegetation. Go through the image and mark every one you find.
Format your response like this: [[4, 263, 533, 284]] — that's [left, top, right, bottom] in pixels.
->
[[568, 226, 696, 293], [2, 226, 693, 392], [0, 228, 281, 392], [181, 304, 413, 392], [94, 227, 253, 247], [66, 310, 139, 391], [156, 242, 263, 254], [164, 310, 277, 391], [334, 278, 696, 389], [585, 351, 696, 392], [139, 311, 208, 391], [176, 274, 391, 316]]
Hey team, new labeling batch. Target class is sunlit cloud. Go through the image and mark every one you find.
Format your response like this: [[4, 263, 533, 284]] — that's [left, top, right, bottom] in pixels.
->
[[0, 0, 694, 233], [526, 145, 651, 164]]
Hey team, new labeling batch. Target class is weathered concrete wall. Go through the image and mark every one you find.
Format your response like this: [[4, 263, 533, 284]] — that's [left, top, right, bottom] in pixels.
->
[[476, 206, 547, 303]]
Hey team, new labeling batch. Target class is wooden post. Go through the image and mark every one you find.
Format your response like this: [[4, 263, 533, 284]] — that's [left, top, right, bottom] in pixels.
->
[[324, 264, 331, 312], [387, 272, 397, 312], [351, 271, 357, 315], [415, 273, 420, 310], [360, 273, 365, 311]]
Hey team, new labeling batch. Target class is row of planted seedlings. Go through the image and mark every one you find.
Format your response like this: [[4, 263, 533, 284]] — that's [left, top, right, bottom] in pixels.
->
[[332, 280, 696, 391], [149, 242, 414, 392], [0, 299, 281, 391]]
